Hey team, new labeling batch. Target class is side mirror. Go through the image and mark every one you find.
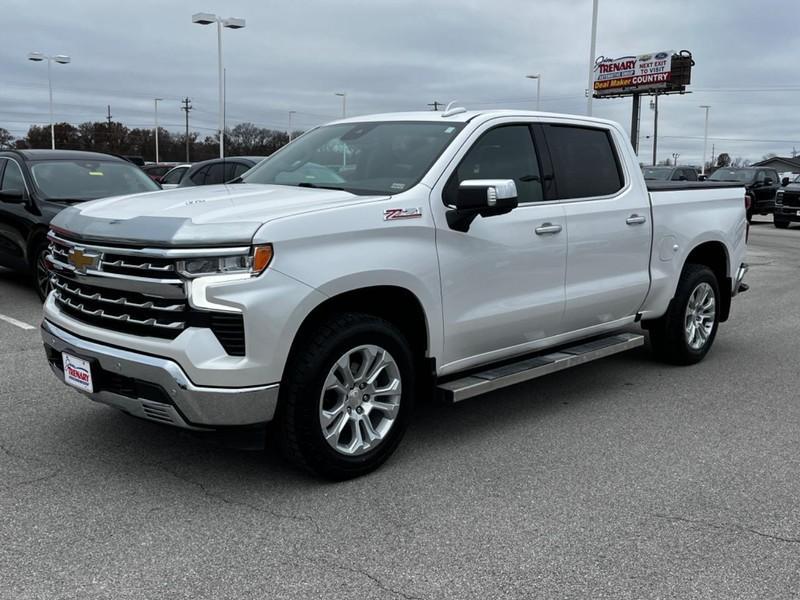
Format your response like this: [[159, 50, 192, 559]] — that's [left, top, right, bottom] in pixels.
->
[[782, 177, 790, 187], [447, 179, 518, 232], [0, 189, 25, 204], [763, 177, 774, 186], [698, 175, 707, 181]]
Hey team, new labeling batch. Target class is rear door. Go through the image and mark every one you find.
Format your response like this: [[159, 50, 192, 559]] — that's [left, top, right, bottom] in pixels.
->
[[0, 158, 30, 270], [542, 123, 651, 332]]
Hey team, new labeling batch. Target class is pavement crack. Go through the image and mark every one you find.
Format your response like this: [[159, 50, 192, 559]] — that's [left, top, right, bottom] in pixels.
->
[[651, 513, 800, 545], [332, 564, 426, 600], [150, 461, 322, 533]]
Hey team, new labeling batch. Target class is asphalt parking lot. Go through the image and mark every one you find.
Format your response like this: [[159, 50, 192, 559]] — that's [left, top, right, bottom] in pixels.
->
[[1, 219, 798, 599]]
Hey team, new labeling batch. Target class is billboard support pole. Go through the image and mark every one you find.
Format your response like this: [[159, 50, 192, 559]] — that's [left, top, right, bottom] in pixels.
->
[[630, 93, 640, 155], [652, 94, 659, 166]]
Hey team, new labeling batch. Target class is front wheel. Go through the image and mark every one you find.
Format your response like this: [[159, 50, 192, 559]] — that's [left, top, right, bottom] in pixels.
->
[[277, 313, 415, 480], [31, 241, 51, 301], [647, 264, 720, 365], [774, 218, 790, 229]]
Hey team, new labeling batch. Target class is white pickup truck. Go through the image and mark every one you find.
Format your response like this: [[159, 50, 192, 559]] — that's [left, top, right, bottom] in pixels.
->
[[41, 109, 748, 479]]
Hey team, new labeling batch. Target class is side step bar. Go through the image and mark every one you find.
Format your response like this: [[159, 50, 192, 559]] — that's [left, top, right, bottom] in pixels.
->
[[437, 333, 644, 403]]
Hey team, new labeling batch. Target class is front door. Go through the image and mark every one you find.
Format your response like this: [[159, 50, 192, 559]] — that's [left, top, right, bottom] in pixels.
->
[[432, 122, 567, 372]]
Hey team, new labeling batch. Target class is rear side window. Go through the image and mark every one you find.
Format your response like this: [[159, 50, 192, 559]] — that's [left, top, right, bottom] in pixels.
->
[[205, 162, 226, 185], [189, 165, 209, 185], [544, 125, 624, 199]]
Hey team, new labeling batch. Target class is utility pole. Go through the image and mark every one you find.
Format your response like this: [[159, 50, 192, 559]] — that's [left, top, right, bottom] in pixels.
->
[[711, 144, 715, 168], [106, 105, 112, 124], [651, 95, 659, 166], [181, 97, 192, 162], [427, 101, 443, 111], [288, 110, 296, 142], [586, 0, 599, 116], [154, 98, 163, 163]]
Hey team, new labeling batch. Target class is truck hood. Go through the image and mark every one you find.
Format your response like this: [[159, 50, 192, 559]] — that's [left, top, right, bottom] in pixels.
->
[[51, 183, 388, 247]]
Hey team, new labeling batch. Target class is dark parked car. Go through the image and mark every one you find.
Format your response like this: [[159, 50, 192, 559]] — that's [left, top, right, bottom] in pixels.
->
[[0, 149, 160, 299], [707, 167, 779, 221], [642, 166, 698, 182], [774, 174, 800, 229], [141, 163, 177, 183], [178, 156, 265, 187]]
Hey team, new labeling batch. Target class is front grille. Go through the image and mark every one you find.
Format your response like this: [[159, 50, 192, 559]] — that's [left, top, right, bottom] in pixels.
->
[[47, 231, 248, 356], [782, 192, 800, 208]]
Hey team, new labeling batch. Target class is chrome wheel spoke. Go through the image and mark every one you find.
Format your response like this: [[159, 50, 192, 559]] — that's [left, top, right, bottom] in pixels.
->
[[684, 282, 716, 350], [319, 343, 402, 457]]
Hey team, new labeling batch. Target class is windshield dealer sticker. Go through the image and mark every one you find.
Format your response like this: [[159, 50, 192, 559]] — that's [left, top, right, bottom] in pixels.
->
[[384, 207, 423, 221]]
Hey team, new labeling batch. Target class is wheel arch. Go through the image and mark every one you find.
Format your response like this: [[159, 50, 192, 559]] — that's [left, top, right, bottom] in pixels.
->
[[283, 285, 433, 381]]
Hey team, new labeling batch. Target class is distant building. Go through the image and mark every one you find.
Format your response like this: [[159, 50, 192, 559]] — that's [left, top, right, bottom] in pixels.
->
[[751, 156, 800, 174]]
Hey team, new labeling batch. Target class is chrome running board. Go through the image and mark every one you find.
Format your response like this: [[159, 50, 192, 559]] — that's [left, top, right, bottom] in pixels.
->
[[437, 333, 645, 403]]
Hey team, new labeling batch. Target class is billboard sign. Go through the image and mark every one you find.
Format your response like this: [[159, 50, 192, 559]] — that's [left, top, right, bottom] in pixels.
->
[[593, 51, 674, 96]]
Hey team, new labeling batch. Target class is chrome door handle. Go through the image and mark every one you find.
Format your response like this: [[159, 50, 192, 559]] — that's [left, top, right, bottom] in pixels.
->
[[535, 223, 562, 235], [626, 214, 647, 225]]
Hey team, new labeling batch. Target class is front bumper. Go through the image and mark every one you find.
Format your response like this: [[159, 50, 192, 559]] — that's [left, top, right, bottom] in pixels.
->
[[775, 205, 800, 221], [41, 320, 279, 429]]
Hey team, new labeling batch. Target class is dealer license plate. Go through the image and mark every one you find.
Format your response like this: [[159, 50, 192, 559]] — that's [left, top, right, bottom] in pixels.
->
[[62, 352, 94, 393]]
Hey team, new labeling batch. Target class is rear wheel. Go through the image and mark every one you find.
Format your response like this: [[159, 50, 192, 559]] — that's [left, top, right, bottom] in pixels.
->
[[277, 313, 415, 480], [647, 264, 720, 365]]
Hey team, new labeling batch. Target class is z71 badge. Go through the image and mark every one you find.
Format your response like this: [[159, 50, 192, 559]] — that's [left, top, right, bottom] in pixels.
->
[[383, 207, 423, 221]]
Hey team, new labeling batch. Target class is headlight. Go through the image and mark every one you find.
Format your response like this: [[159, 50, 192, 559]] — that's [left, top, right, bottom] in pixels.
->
[[177, 245, 273, 278]]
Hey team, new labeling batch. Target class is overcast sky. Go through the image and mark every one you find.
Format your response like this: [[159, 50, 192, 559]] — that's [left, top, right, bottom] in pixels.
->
[[3, 0, 799, 165]]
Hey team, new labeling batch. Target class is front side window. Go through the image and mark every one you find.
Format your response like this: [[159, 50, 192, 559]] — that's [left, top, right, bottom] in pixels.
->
[[447, 125, 543, 204], [204, 162, 226, 185], [29, 160, 158, 201], [544, 125, 624, 199], [242, 121, 463, 195], [1, 160, 25, 192], [189, 165, 210, 185]]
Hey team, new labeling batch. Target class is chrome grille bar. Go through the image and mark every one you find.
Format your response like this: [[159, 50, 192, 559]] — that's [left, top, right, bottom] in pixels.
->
[[48, 231, 249, 258], [54, 291, 185, 330], [52, 278, 184, 313]]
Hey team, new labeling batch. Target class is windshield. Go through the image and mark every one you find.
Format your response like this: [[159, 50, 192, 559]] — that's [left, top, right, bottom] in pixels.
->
[[30, 159, 160, 201], [708, 169, 754, 183], [642, 167, 672, 180], [241, 121, 464, 195]]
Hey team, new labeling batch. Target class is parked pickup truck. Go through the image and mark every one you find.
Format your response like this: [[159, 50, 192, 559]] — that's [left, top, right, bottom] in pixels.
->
[[40, 109, 749, 479]]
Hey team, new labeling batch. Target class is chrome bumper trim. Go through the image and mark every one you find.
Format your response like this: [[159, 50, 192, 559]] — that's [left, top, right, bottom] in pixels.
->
[[41, 320, 279, 428]]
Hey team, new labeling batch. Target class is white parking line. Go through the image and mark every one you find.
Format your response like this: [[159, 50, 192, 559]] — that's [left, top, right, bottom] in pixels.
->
[[0, 314, 36, 331]]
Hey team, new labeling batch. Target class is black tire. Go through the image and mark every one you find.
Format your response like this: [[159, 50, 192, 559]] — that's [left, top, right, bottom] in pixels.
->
[[30, 239, 51, 301], [647, 264, 720, 366], [277, 312, 416, 480], [774, 219, 790, 229]]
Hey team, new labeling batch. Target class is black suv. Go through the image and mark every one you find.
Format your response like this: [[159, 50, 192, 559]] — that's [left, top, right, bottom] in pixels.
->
[[774, 174, 800, 229], [0, 149, 160, 299], [707, 167, 780, 221]]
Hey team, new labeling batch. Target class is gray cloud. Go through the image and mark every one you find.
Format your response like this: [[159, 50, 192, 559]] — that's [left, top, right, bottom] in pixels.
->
[[2, 0, 798, 165]]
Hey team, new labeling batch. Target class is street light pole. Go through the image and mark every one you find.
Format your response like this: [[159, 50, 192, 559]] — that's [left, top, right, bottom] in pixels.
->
[[586, 0, 599, 116], [27, 52, 71, 150], [699, 105, 711, 175], [288, 110, 296, 142], [154, 98, 163, 163], [192, 13, 246, 159], [335, 92, 347, 118], [525, 74, 541, 110]]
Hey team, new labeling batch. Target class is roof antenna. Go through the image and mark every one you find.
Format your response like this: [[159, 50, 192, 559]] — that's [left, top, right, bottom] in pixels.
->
[[441, 101, 467, 118]]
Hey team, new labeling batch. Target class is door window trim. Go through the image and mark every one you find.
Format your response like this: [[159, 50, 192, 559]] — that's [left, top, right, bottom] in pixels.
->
[[0, 157, 31, 196]]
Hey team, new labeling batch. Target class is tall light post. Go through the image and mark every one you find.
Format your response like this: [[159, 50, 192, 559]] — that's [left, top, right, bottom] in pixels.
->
[[192, 12, 246, 158], [154, 98, 163, 163], [288, 110, 296, 142], [699, 105, 711, 175], [525, 74, 541, 110], [586, 0, 599, 116], [335, 92, 347, 118], [27, 51, 71, 150]]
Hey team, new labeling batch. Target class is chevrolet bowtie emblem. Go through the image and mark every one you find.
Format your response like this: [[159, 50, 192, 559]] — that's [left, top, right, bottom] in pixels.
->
[[67, 248, 98, 273]]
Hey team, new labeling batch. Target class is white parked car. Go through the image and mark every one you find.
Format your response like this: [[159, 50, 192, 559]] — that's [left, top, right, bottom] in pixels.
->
[[42, 109, 748, 479]]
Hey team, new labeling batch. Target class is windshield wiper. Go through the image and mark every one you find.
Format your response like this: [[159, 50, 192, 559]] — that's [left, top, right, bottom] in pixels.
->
[[296, 182, 347, 191]]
